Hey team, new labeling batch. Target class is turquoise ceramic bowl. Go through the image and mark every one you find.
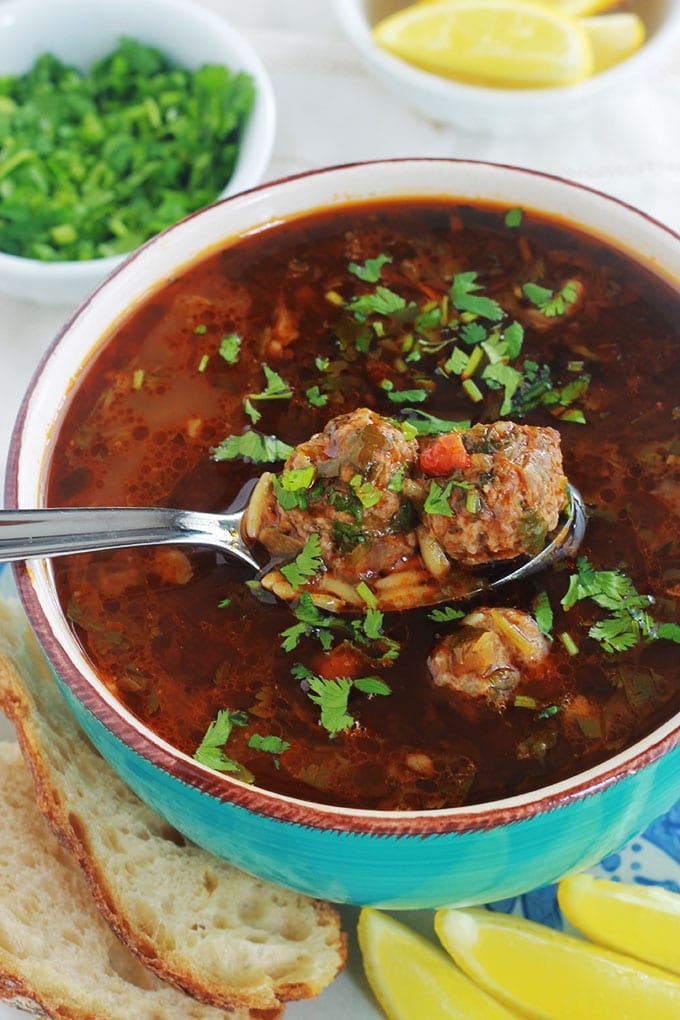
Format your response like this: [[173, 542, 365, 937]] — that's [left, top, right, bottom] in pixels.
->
[[8, 160, 680, 909]]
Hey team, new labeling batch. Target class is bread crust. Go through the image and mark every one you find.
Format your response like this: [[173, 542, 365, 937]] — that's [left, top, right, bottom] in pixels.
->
[[0, 597, 346, 1016]]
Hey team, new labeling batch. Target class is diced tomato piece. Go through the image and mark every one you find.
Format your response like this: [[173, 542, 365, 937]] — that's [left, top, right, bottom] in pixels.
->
[[315, 642, 367, 680], [419, 431, 471, 475]]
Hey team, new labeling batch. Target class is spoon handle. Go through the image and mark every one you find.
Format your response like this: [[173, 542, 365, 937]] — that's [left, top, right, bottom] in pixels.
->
[[0, 506, 257, 568]]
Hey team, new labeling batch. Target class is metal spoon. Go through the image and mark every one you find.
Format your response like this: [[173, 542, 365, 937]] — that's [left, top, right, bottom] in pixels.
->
[[0, 485, 586, 609]]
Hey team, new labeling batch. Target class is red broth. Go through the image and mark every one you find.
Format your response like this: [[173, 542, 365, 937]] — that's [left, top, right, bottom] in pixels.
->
[[46, 199, 680, 810]]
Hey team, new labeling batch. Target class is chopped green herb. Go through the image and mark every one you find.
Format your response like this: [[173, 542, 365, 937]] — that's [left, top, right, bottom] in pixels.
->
[[347, 285, 407, 321], [505, 207, 523, 228], [280, 534, 323, 589], [218, 597, 232, 609], [561, 556, 680, 654], [0, 41, 255, 262], [193, 708, 252, 779], [399, 409, 470, 436], [450, 272, 504, 322], [380, 379, 429, 404], [423, 480, 454, 517], [219, 333, 241, 365], [350, 475, 382, 509], [197, 354, 210, 373], [348, 253, 392, 282], [247, 733, 291, 756], [532, 590, 553, 638], [428, 605, 465, 624], [292, 663, 390, 737], [305, 384, 328, 407], [243, 364, 292, 421], [212, 430, 293, 464], [356, 581, 378, 610], [522, 279, 579, 318]]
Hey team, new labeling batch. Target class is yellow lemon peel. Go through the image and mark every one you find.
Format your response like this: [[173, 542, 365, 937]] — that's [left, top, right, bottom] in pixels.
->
[[435, 906, 680, 1020], [373, 0, 595, 88], [358, 908, 520, 1019], [558, 873, 680, 977]]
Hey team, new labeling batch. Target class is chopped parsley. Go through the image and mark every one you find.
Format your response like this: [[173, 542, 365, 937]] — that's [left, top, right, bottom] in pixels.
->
[[243, 364, 292, 423], [450, 271, 504, 322], [399, 409, 470, 436], [212, 430, 293, 464], [423, 480, 455, 517], [562, 557, 680, 653], [292, 663, 391, 737], [522, 279, 579, 318], [532, 590, 554, 638], [280, 534, 323, 589], [219, 333, 241, 365], [348, 253, 392, 282], [193, 709, 253, 780], [428, 605, 465, 624]]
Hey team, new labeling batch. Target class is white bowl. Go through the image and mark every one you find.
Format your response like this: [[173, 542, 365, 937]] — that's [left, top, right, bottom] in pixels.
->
[[331, 0, 680, 134], [0, 0, 276, 306]]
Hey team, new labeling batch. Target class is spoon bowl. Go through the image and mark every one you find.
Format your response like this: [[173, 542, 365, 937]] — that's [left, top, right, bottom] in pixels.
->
[[0, 485, 585, 612]]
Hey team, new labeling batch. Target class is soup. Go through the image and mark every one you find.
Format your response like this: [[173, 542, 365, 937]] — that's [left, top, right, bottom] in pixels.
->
[[46, 198, 680, 811]]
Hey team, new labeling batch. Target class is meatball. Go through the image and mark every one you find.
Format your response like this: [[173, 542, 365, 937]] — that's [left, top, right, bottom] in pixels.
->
[[414, 421, 567, 566], [244, 410, 569, 611], [428, 607, 550, 712], [244, 407, 419, 578]]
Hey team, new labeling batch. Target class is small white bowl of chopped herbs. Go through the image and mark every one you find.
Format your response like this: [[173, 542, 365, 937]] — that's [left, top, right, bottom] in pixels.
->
[[0, 0, 276, 306]]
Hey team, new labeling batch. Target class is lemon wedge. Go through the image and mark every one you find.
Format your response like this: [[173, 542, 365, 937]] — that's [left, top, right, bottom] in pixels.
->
[[435, 906, 680, 1019], [558, 873, 680, 976], [357, 908, 520, 1019], [579, 12, 646, 72], [373, 0, 595, 88]]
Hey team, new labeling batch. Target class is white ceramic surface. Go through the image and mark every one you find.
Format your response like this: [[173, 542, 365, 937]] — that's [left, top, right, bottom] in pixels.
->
[[331, 0, 680, 134], [0, 0, 276, 305]]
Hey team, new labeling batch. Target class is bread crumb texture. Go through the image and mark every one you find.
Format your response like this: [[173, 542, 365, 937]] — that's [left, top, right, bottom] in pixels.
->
[[0, 597, 346, 1017]]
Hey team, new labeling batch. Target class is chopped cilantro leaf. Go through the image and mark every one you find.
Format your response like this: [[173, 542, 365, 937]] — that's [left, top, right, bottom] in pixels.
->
[[292, 663, 390, 737], [505, 207, 523, 228], [423, 480, 454, 517], [219, 333, 241, 365], [532, 590, 553, 638], [562, 557, 680, 654], [193, 709, 252, 780], [243, 364, 292, 421], [347, 285, 407, 321], [428, 605, 465, 623], [212, 430, 293, 464], [280, 534, 323, 589], [399, 409, 470, 436], [305, 384, 328, 407], [522, 279, 579, 318], [247, 733, 290, 755], [450, 272, 504, 322], [380, 379, 429, 404], [348, 253, 392, 282]]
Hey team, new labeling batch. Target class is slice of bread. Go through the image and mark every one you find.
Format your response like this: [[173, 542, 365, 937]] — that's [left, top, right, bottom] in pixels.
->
[[0, 740, 266, 1020], [0, 596, 346, 1015]]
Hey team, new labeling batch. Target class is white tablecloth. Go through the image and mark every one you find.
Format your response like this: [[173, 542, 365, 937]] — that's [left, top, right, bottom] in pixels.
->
[[2, 0, 680, 484]]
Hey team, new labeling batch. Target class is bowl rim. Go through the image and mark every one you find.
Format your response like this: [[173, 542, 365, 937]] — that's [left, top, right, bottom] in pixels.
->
[[0, 0, 276, 279], [8, 156, 680, 836]]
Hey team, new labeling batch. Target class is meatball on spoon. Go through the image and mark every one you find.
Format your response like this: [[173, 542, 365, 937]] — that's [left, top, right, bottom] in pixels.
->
[[0, 409, 585, 612]]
